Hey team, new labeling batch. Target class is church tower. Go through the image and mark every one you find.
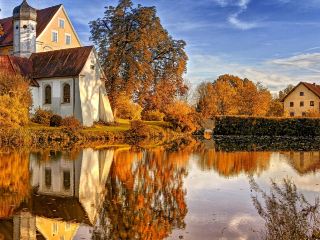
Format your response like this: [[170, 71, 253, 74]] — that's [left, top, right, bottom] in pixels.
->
[[13, 0, 37, 58]]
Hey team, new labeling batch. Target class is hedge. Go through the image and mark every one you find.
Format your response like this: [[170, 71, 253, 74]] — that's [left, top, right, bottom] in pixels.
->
[[213, 116, 320, 136]]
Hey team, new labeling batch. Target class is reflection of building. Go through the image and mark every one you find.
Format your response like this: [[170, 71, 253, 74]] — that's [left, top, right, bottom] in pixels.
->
[[0, 148, 113, 240], [281, 151, 320, 174]]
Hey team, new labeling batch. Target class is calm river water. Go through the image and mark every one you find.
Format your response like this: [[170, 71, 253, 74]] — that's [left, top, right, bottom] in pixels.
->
[[0, 141, 319, 240]]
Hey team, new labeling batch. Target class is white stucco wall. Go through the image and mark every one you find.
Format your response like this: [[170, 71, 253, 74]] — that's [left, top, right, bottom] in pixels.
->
[[78, 50, 114, 126], [33, 78, 75, 117], [13, 19, 37, 58]]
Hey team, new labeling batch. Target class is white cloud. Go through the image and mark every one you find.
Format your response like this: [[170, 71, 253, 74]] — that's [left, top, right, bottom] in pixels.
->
[[228, 13, 258, 30], [269, 53, 320, 73], [213, 0, 259, 30], [186, 53, 319, 93]]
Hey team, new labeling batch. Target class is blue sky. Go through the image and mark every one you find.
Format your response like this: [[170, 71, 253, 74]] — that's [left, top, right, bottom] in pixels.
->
[[1, 0, 320, 92]]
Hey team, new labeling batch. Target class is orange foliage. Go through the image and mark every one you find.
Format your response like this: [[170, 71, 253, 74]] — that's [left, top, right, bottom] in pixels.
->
[[196, 74, 272, 118], [0, 151, 30, 218], [197, 150, 271, 177], [96, 146, 188, 239]]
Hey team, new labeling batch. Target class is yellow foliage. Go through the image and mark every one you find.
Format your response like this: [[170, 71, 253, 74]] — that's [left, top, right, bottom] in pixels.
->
[[0, 151, 30, 218], [0, 72, 32, 128]]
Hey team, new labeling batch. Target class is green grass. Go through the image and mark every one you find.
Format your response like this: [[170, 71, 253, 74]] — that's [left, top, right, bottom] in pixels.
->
[[25, 119, 170, 133], [83, 119, 169, 133]]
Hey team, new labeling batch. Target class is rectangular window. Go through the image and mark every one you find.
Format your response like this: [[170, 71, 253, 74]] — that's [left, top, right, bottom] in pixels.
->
[[310, 101, 315, 106], [45, 168, 52, 188], [300, 92, 304, 96], [302, 112, 306, 117], [300, 101, 304, 107], [63, 171, 71, 190], [52, 31, 58, 42], [290, 112, 295, 117], [290, 102, 294, 107], [65, 34, 71, 45], [59, 19, 65, 28]]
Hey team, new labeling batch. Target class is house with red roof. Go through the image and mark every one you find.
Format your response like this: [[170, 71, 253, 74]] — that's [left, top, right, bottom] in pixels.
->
[[0, 0, 114, 126], [281, 82, 320, 117]]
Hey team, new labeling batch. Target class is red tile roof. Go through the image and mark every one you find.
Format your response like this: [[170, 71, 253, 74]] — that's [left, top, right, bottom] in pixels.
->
[[0, 46, 93, 85], [30, 46, 93, 79], [0, 5, 61, 47], [302, 82, 320, 98], [281, 82, 320, 101], [0, 55, 38, 86]]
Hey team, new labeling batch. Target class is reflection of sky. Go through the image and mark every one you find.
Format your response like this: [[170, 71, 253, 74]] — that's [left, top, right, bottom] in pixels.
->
[[168, 152, 320, 240]]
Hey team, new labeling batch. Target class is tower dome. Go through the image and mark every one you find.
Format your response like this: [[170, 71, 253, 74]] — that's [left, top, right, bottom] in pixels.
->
[[13, 0, 37, 21]]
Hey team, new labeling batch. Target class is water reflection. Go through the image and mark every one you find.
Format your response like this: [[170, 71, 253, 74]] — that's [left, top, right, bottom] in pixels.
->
[[250, 177, 320, 240], [93, 148, 188, 239], [0, 143, 319, 239], [0, 149, 113, 240]]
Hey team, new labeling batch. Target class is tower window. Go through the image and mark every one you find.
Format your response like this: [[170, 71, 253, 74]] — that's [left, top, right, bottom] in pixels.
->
[[23, 25, 27, 29], [51, 31, 58, 43], [63, 83, 71, 103], [45, 85, 52, 104], [65, 34, 71, 45], [59, 19, 65, 29]]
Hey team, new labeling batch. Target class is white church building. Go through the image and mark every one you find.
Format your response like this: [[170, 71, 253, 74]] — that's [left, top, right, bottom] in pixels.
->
[[0, 0, 114, 126]]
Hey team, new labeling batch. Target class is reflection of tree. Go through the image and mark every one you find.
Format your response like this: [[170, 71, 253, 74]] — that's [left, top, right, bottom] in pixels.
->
[[197, 150, 270, 177], [93, 148, 188, 239], [250, 177, 320, 240], [0, 151, 30, 218]]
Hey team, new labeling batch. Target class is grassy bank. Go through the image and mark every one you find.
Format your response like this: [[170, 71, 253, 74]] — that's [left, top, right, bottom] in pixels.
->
[[0, 119, 190, 148], [213, 116, 320, 136]]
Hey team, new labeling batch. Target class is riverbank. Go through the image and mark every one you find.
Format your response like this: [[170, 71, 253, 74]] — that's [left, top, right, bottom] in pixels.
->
[[0, 119, 191, 149]]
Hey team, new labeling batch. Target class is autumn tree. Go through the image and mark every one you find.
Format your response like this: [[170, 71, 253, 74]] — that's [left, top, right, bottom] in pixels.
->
[[90, 0, 188, 112], [278, 84, 294, 100], [196, 74, 272, 118], [0, 72, 32, 128]]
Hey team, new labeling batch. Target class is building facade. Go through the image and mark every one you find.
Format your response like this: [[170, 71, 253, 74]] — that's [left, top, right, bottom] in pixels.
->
[[282, 82, 320, 117], [0, 1, 114, 126]]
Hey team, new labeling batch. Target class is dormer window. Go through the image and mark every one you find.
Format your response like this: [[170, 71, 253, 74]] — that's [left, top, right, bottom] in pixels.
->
[[59, 19, 65, 29]]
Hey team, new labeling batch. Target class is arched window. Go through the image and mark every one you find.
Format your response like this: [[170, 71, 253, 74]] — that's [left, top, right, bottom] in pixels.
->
[[63, 83, 71, 103], [45, 85, 52, 104]]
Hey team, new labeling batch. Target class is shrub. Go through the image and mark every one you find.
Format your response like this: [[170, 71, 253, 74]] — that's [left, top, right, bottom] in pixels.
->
[[31, 109, 53, 126], [61, 116, 82, 131], [50, 114, 63, 127], [213, 116, 320, 136], [142, 110, 165, 121], [114, 92, 142, 120], [0, 72, 32, 128], [126, 120, 165, 139], [164, 101, 200, 133]]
